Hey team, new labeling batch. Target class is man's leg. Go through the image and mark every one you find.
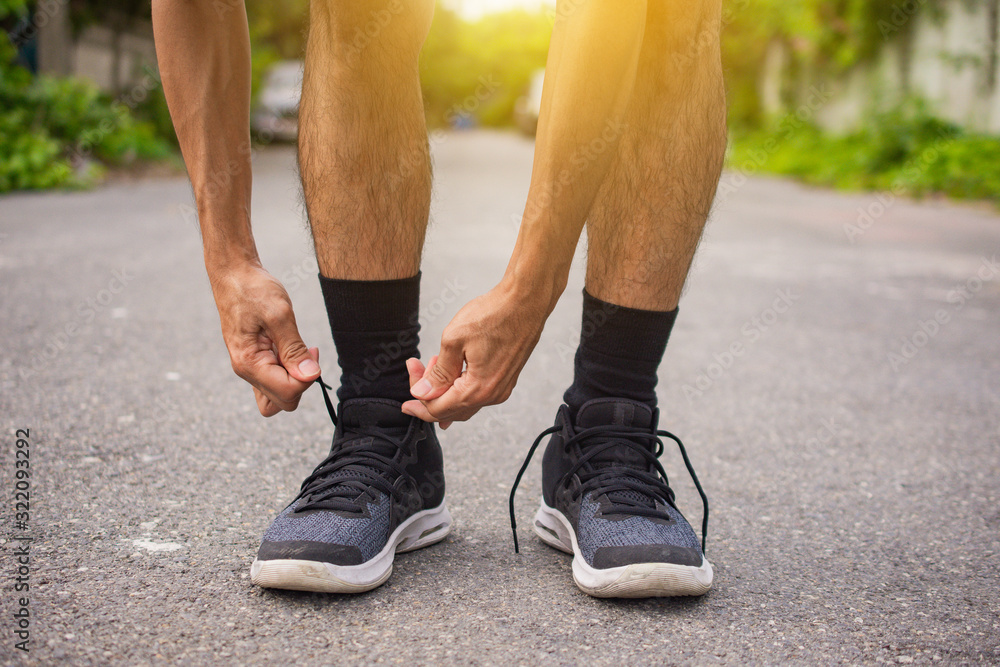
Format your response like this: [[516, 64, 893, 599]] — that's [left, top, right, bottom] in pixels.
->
[[300, 0, 435, 404], [251, 0, 451, 594], [536, 1, 725, 598], [300, 0, 433, 282], [564, 0, 726, 412]]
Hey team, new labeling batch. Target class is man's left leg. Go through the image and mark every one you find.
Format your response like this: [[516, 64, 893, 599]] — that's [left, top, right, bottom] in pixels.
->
[[251, 0, 448, 594], [532, 0, 726, 598]]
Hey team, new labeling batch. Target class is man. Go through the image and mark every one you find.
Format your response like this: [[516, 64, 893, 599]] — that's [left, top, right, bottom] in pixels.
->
[[151, 0, 725, 598]]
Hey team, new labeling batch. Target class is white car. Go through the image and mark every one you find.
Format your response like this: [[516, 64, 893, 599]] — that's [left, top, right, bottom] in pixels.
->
[[251, 60, 304, 142]]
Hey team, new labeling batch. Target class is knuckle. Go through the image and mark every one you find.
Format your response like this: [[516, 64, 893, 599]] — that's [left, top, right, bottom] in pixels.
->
[[440, 329, 462, 350], [281, 339, 308, 359], [230, 355, 252, 380], [264, 300, 293, 324], [474, 379, 500, 403], [430, 364, 453, 383], [274, 386, 301, 405]]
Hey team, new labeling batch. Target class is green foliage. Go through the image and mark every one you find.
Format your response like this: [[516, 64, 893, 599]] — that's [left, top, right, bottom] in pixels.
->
[[729, 100, 1000, 202], [0, 61, 172, 192], [0, 0, 28, 21], [420, 5, 551, 128], [246, 0, 308, 60], [719, 0, 948, 125], [242, 0, 551, 128]]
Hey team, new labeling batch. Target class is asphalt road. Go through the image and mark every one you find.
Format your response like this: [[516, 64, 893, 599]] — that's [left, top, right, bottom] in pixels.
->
[[2, 131, 999, 665]]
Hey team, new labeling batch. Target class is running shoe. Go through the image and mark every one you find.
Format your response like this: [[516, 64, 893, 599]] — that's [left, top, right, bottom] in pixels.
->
[[510, 398, 711, 597], [251, 383, 451, 593]]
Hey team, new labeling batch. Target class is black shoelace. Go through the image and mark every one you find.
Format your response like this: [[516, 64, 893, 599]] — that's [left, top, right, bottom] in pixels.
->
[[294, 378, 416, 514], [508, 421, 709, 554]]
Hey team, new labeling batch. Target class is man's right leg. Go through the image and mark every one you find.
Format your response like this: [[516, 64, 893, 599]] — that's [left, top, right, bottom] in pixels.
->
[[251, 0, 451, 593], [532, 1, 724, 598]]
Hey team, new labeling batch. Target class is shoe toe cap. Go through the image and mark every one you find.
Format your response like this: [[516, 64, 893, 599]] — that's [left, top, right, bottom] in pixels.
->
[[256, 539, 364, 566], [591, 544, 703, 569]]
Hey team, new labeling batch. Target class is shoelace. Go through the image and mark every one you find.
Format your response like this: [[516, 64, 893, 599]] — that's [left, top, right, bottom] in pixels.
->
[[293, 378, 416, 514], [509, 421, 709, 554]]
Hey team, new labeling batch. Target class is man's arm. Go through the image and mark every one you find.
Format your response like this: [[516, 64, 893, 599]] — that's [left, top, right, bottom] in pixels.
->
[[152, 0, 321, 416], [402, 0, 647, 424]]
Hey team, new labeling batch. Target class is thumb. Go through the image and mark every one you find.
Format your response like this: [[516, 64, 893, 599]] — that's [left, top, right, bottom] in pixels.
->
[[411, 348, 462, 401], [273, 320, 321, 382]]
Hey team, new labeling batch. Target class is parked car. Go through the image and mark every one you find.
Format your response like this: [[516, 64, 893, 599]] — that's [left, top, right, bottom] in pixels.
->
[[514, 69, 545, 136], [251, 60, 303, 142]]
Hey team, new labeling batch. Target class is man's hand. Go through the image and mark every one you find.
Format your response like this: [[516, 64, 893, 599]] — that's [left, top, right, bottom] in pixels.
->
[[210, 263, 321, 416], [401, 281, 551, 426]]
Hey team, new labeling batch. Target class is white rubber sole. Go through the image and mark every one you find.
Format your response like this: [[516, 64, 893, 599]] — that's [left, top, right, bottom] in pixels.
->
[[533, 501, 713, 598], [250, 501, 452, 594]]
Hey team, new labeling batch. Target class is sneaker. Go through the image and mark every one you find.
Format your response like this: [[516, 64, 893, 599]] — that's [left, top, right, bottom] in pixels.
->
[[509, 398, 712, 598], [251, 389, 451, 593]]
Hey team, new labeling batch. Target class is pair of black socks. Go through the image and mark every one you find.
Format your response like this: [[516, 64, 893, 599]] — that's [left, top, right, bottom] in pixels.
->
[[320, 275, 677, 412]]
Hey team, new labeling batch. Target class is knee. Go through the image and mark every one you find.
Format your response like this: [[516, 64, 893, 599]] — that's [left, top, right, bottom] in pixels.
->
[[309, 0, 434, 60]]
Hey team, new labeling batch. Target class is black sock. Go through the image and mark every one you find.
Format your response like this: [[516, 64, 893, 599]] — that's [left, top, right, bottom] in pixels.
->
[[319, 273, 421, 404], [563, 289, 678, 415]]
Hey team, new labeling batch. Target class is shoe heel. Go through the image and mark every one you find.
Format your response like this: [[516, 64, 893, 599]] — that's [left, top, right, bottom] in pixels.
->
[[533, 503, 573, 554], [395, 503, 453, 553]]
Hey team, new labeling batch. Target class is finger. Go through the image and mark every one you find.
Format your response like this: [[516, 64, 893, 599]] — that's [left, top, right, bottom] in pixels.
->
[[406, 357, 426, 389], [411, 342, 462, 401], [270, 314, 321, 382], [421, 384, 481, 423], [254, 387, 282, 417], [405, 375, 482, 423], [253, 361, 309, 412], [402, 398, 477, 424]]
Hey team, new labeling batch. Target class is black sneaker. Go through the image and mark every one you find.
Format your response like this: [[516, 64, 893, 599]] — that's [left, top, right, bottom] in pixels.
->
[[251, 384, 451, 593], [509, 398, 712, 597]]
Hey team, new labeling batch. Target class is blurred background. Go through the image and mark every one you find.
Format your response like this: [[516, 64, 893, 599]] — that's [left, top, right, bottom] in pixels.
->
[[1, 0, 999, 200]]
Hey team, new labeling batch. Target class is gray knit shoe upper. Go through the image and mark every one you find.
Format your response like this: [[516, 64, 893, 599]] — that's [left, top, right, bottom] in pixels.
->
[[256, 398, 446, 567], [526, 398, 708, 569]]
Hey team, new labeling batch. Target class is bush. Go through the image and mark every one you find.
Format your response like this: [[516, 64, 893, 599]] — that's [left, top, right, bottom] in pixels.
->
[[728, 100, 1000, 203], [0, 58, 173, 193]]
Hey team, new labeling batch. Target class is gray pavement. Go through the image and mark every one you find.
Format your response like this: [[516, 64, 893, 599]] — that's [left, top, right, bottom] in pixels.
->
[[1, 130, 999, 665]]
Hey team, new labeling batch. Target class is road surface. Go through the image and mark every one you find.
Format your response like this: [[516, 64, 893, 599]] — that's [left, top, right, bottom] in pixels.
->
[[2, 131, 999, 665]]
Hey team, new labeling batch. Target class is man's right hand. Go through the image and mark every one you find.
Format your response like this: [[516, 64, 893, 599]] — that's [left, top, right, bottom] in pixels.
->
[[209, 263, 321, 416]]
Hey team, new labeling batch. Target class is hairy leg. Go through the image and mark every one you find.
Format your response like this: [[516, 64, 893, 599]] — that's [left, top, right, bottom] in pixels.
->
[[299, 0, 435, 280], [585, 0, 727, 311]]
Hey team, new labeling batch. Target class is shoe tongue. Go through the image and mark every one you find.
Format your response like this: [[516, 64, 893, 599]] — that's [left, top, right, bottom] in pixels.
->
[[575, 399, 655, 470], [575, 399, 654, 430], [310, 400, 412, 506], [336, 399, 411, 461], [340, 399, 412, 431]]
